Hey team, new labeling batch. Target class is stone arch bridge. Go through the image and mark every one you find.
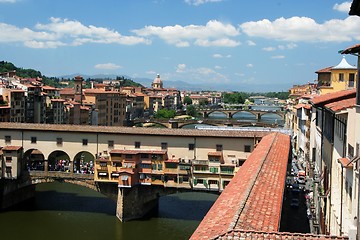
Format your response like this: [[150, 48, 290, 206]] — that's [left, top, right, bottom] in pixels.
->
[[197, 108, 285, 119]]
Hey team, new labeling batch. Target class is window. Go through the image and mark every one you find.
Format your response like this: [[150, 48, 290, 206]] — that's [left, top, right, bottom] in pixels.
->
[[82, 139, 88, 146], [210, 167, 218, 173], [5, 135, 11, 143], [209, 156, 220, 162], [108, 140, 114, 148], [348, 143, 354, 159], [157, 163, 163, 170], [188, 143, 195, 150], [31, 137, 37, 144], [339, 73, 344, 82], [161, 142, 168, 150], [99, 162, 107, 167], [349, 73, 355, 88], [140, 153, 149, 159], [56, 138, 63, 145], [112, 162, 122, 167], [125, 154, 132, 159], [216, 144, 223, 151], [244, 145, 251, 152], [135, 141, 140, 149]]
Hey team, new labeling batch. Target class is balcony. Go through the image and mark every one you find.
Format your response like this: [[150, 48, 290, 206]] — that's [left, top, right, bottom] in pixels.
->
[[192, 159, 209, 165]]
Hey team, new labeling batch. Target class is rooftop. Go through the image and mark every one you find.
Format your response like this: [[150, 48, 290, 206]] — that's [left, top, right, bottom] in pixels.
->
[[0, 122, 273, 139], [310, 89, 356, 106]]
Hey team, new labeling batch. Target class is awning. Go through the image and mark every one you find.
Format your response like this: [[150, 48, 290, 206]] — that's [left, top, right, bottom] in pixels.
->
[[338, 157, 354, 169]]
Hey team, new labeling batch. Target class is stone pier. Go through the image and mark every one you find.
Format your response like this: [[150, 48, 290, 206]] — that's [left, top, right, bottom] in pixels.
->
[[0, 174, 35, 209], [116, 185, 181, 222]]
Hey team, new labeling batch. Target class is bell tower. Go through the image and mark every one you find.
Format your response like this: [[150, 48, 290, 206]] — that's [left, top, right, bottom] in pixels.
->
[[74, 75, 83, 104]]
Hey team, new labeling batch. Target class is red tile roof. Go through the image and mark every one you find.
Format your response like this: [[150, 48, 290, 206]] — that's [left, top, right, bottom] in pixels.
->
[[294, 103, 312, 110], [338, 157, 353, 169], [190, 132, 290, 239], [110, 149, 167, 155], [2, 146, 22, 151], [311, 89, 356, 105], [214, 230, 348, 239], [325, 97, 356, 112], [191, 132, 346, 240], [340, 44, 360, 54], [315, 66, 332, 73]]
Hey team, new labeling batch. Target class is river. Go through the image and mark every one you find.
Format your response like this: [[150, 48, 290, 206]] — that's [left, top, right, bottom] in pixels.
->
[[0, 182, 218, 240]]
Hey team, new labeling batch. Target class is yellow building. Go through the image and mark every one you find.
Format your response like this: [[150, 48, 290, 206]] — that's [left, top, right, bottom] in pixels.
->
[[316, 57, 357, 95]]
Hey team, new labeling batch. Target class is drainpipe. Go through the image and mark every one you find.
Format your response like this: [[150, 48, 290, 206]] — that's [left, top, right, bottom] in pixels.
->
[[339, 163, 344, 236]]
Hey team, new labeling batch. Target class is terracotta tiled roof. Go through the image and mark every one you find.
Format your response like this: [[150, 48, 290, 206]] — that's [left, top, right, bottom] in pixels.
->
[[214, 229, 348, 239], [2, 146, 22, 151], [315, 66, 332, 73], [294, 103, 312, 110], [190, 132, 290, 239], [208, 152, 222, 156], [59, 88, 75, 95], [340, 44, 360, 54], [84, 89, 119, 94], [0, 122, 271, 139], [338, 157, 353, 169], [310, 89, 356, 105], [191, 132, 347, 240], [42, 85, 57, 90], [110, 149, 167, 155], [51, 98, 65, 102], [325, 97, 356, 112]]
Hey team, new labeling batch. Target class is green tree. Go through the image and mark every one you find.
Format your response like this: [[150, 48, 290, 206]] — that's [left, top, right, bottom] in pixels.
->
[[184, 96, 192, 105], [154, 109, 176, 119], [222, 92, 248, 104], [186, 105, 198, 117]]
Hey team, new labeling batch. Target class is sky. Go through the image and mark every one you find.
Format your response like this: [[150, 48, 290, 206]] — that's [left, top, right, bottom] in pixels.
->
[[1, 0, 360, 92]]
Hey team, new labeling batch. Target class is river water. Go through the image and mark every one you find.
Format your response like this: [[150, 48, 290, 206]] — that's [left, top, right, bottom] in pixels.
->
[[0, 182, 217, 240]]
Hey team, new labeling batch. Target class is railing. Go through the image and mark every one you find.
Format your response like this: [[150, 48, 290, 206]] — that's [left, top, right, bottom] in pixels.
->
[[192, 160, 209, 165]]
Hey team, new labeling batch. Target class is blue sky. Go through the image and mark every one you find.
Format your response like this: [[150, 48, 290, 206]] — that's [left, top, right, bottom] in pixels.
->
[[0, 0, 359, 92]]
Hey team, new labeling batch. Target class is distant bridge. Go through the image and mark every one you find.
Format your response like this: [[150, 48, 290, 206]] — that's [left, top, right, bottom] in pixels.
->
[[197, 107, 285, 119], [132, 118, 280, 128]]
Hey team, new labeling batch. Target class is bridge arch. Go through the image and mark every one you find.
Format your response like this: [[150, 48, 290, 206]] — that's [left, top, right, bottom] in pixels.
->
[[231, 110, 257, 118], [73, 151, 95, 174], [133, 121, 169, 128], [205, 110, 228, 118], [24, 148, 45, 171], [178, 123, 217, 128], [259, 112, 284, 119], [47, 150, 71, 172]]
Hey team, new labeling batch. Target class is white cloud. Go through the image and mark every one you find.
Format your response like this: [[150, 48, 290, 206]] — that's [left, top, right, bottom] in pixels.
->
[[333, 2, 351, 12], [278, 43, 297, 50], [271, 55, 285, 59], [176, 63, 187, 73], [214, 65, 222, 69], [184, 0, 224, 6], [240, 16, 360, 42], [246, 63, 254, 68], [0, 17, 150, 48], [24, 40, 66, 48], [263, 47, 276, 52], [246, 40, 256, 46], [94, 63, 122, 70], [133, 20, 240, 47], [213, 53, 231, 58]]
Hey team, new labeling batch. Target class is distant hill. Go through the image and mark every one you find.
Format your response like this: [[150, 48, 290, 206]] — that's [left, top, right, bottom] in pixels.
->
[[0, 61, 42, 78]]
